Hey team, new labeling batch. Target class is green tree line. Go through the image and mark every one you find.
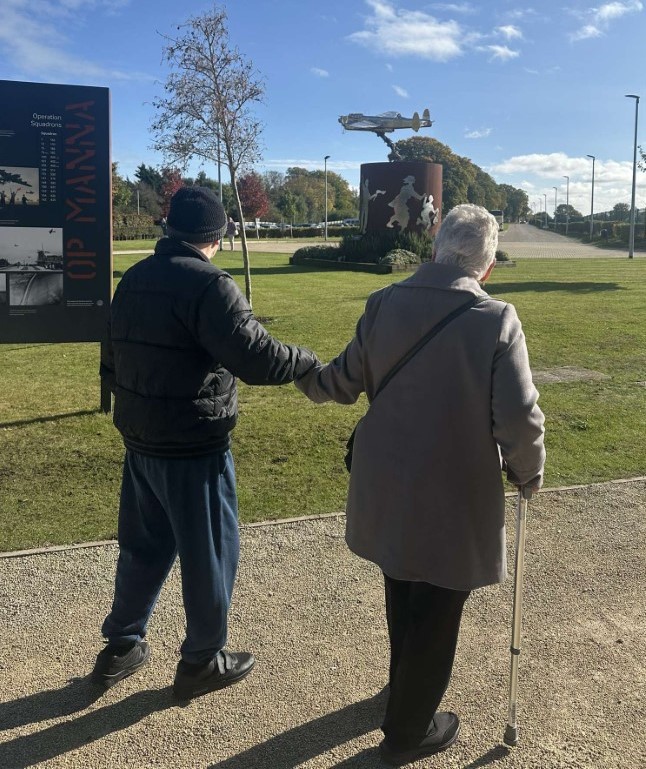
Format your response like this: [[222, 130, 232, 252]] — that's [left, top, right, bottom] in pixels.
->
[[393, 136, 530, 221], [112, 163, 360, 225], [112, 136, 537, 228]]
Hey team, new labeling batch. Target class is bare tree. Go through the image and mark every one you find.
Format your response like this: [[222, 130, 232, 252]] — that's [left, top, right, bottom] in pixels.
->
[[151, 5, 264, 306]]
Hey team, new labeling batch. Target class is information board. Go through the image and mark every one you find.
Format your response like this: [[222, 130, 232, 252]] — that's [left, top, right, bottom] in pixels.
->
[[0, 80, 111, 343]]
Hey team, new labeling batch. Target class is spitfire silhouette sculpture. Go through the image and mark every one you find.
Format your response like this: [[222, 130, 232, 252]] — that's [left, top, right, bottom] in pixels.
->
[[339, 109, 433, 160]]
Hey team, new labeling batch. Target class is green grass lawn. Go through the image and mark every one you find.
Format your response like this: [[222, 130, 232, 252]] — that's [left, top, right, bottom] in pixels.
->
[[1, 254, 645, 551], [112, 238, 159, 251]]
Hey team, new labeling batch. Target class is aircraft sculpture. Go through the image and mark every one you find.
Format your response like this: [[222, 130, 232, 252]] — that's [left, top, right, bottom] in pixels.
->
[[338, 109, 433, 160], [339, 109, 432, 133]]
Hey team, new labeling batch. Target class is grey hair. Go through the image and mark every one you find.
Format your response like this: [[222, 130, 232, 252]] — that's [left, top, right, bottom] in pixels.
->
[[433, 204, 499, 278]]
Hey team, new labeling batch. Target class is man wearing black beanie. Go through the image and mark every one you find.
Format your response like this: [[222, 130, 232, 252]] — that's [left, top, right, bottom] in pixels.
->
[[94, 186, 318, 699]]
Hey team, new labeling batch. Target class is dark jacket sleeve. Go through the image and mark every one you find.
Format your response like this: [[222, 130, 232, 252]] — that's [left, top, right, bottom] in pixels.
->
[[195, 274, 319, 385]]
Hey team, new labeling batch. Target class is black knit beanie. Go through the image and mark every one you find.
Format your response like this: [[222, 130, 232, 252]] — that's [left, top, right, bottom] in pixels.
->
[[166, 186, 228, 243]]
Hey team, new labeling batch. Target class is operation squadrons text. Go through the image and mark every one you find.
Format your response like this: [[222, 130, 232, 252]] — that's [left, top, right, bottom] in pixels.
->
[[31, 113, 63, 129]]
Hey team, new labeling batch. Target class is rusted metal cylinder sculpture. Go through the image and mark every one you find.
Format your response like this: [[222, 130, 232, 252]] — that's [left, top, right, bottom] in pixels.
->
[[359, 161, 443, 236]]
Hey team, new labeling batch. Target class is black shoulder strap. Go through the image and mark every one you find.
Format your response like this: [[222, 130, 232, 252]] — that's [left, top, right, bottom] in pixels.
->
[[373, 294, 486, 400]]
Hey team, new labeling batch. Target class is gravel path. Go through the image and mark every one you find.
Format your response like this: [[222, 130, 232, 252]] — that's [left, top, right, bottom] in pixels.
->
[[1, 479, 644, 768], [115, 227, 641, 260]]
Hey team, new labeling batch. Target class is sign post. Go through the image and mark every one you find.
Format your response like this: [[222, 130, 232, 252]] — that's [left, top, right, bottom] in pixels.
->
[[0, 80, 112, 410]]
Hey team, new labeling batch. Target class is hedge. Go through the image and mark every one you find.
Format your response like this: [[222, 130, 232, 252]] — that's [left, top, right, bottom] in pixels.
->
[[113, 214, 162, 240]]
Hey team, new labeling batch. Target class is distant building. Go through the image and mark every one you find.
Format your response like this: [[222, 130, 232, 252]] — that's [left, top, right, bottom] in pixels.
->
[[36, 249, 63, 270]]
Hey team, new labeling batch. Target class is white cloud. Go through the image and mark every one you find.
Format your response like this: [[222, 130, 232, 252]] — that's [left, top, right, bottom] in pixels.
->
[[349, 1, 529, 64], [429, 2, 477, 12], [489, 152, 645, 211], [496, 24, 523, 39], [523, 64, 561, 75], [385, 62, 394, 71], [485, 44, 520, 60], [491, 152, 590, 177], [597, 0, 643, 21], [311, 67, 329, 77], [348, 0, 464, 61], [393, 84, 409, 97], [465, 127, 492, 138], [0, 0, 151, 82], [571, 1, 643, 42], [506, 9, 538, 20], [571, 24, 603, 40]]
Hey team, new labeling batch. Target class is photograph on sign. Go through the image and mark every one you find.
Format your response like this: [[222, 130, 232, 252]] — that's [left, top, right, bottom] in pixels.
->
[[0, 167, 40, 207], [0, 226, 62, 306]]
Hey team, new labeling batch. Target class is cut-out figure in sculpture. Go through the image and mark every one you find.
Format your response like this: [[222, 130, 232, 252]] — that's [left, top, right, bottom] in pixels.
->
[[417, 194, 440, 231], [360, 178, 386, 233], [386, 176, 423, 231]]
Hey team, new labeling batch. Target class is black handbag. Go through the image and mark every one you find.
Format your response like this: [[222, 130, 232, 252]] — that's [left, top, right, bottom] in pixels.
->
[[344, 294, 484, 472]]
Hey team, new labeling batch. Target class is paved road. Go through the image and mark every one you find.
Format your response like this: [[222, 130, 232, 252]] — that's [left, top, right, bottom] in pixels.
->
[[498, 224, 631, 259]]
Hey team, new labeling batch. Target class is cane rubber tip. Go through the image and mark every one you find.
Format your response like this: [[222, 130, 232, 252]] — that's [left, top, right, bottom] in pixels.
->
[[503, 725, 519, 746]]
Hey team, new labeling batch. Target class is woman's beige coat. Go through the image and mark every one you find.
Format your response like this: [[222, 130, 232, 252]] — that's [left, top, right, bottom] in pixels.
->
[[296, 262, 545, 590]]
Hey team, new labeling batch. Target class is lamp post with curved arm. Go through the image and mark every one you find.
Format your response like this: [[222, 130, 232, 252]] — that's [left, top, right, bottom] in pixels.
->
[[586, 154, 595, 240], [543, 193, 547, 229], [553, 186, 558, 231], [625, 95, 640, 259]]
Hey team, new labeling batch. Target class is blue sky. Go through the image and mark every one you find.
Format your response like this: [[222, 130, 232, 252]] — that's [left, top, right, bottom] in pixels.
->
[[2, 0, 645, 216]]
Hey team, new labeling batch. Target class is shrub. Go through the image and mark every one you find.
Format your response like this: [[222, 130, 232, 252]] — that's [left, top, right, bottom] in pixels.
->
[[291, 245, 342, 264], [379, 249, 421, 266], [339, 229, 434, 263], [495, 249, 510, 261]]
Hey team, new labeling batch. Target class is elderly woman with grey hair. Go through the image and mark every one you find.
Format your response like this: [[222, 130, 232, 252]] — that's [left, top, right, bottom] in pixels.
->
[[296, 204, 545, 765]]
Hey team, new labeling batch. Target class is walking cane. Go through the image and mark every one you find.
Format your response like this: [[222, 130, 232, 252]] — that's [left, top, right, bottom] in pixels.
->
[[503, 486, 532, 747]]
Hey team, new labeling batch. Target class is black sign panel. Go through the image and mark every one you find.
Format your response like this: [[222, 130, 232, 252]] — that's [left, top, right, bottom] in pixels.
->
[[0, 80, 111, 343]]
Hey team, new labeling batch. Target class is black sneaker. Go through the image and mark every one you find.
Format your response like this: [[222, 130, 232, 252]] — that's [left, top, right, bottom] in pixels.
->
[[379, 712, 460, 766], [173, 650, 255, 701], [91, 640, 150, 689]]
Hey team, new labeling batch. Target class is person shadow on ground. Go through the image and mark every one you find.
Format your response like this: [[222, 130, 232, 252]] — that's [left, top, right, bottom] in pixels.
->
[[0, 676, 173, 768], [209, 688, 388, 769], [0, 680, 509, 768], [209, 688, 508, 769]]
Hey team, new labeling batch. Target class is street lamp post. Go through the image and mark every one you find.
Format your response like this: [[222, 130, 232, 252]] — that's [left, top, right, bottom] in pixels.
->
[[543, 193, 547, 229], [553, 186, 558, 231], [625, 94, 640, 259], [563, 175, 570, 235], [324, 155, 330, 241], [586, 154, 595, 240]]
